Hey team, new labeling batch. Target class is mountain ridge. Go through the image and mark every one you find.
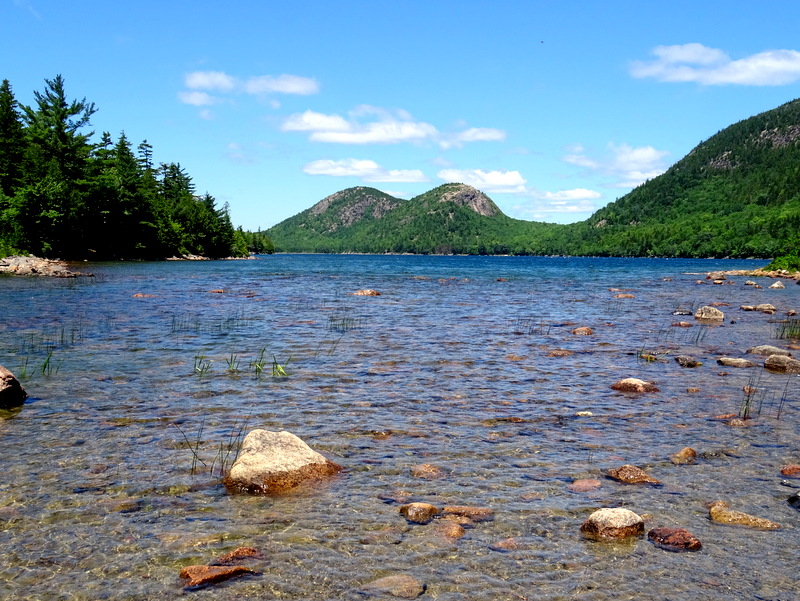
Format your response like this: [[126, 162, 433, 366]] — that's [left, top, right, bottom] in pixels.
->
[[267, 99, 800, 258]]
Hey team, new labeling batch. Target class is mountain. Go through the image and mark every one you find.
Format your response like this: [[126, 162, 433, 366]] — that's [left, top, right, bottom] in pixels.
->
[[268, 100, 800, 258]]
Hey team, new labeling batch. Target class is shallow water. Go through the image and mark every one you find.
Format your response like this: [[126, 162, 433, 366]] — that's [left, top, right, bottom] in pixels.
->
[[0, 255, 798, 600]]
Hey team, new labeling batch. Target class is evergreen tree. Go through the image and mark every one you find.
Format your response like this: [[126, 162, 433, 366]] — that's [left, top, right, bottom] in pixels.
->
[[0, 79, 26, 195]]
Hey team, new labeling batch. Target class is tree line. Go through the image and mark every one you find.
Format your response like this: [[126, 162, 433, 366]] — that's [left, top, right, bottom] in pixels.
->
[[0, 75, 273, 260]]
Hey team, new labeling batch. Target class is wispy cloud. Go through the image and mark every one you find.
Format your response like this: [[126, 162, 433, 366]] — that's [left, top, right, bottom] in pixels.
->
[[437, 168, 527, 193], [178, 70, 319, 108], [14, 0, 40, 19], [563, 142, 669, 188], [630, 43, 800, 86], [282, 105, 505, 148], [303, 158, 428, 183]]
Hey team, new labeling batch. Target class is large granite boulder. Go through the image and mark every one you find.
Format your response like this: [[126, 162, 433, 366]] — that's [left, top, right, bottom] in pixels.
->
[[223, 430, 342, 494], [0, 365, 27, 409]]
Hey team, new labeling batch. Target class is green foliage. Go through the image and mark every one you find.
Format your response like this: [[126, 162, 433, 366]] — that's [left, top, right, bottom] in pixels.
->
[[0, 75, 246, 260]]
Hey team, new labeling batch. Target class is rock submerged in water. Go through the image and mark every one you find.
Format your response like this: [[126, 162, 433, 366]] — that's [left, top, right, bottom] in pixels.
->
[[610, 378, 659, 393], [780, 464, 800, 478], [223, 430, 342, 494], [571, 326, 593, 335], [0, 365, 27, 410], [716, 357, 756, 368], [580, 508, 644, 540], [179, 564, 256, 589], [607, 464, 661, 485], [675, 355, 702, 368], [648, 527, 702, 552], [399, 502, 440, 524], [359, 574, 425, 599], [746, 345, 791, 357], [708, 500, 781, 529], [764, 354, 800, 374], [695, 306, 724, 321], [669, 447, 697, 465], [351, 289, 381, 296]]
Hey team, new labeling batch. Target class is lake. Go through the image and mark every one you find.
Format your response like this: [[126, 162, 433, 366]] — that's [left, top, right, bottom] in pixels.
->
[[0, 255, 798, 600]]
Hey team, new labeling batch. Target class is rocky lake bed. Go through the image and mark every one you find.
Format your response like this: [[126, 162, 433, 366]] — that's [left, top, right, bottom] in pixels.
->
[[0, 255, 798, 600]]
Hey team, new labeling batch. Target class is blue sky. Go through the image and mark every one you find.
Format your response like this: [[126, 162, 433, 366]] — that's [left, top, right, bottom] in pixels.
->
[[4, 1, 800, 231]]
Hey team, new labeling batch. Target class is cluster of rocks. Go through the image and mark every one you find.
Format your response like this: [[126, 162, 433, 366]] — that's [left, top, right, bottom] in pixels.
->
[[577, 454, 791, 553], [0, 255, 92, 277]]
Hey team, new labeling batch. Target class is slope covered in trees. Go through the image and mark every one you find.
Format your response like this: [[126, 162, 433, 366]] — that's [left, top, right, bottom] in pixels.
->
[[269, 99, 800, 259], [0, 75, 267, 260]]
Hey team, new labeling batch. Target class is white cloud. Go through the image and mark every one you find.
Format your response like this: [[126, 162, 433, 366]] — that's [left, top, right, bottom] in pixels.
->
[[562, 142, 669, 188], [282, 110, 351, 132], [179, 70, 319, 109], [282, 106, 505, 147], [631, 43, 800, 86], [533, 188, 602, 202], [303, 158, 428, 183], [177, 91, 218, 106], [244, 74, 319, 95], [185, 71, 236, 91], [437, 168, 527, 193], [438, 127, 506, 149]]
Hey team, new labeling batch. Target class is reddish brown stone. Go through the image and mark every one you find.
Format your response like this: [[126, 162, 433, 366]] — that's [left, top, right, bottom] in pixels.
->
[[567, 479, 602, 493], [209, 289, 225, 293], [399, 502, 440, 524], [489, 537, 520, 552], [571, 326, 594, 335], [648, 527, 702, 552], [669, 447, 697, 465], [432, 521, 466, 540], [441, 505, 494, 522], [411, 463, 445, 480], [179, 565, 255, 588], [132, 293, 156, 298], [0, 365, 27, 409], [607, 464, 660, 485], [708, 500, 781, 529], [212, 546, 262, 565], [547, 349, 575, 357], [780, 464, 800, 478]]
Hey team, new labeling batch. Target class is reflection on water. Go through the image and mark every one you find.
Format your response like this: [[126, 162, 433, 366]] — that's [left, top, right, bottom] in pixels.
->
[[0, 255, 798, 600]]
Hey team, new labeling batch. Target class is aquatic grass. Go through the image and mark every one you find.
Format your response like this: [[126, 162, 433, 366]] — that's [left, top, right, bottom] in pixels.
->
[[250, 347, 268, 379], [40, 351, 61, 376], [224, 352, 241, 373], [272, 354, 293, 377], [739, 370, 766, 419], [777, 378, 792, 420], [193, 355, 212, 376], [173, 421, 207, 476], [508, 317, 551, 336], [209, 414, 251, 478], [774, 317, 800, 340], [17, 356, 31, 380]]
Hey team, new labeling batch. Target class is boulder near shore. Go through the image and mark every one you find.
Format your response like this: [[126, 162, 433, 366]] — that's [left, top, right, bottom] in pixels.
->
[[0, 365, 27, 409]]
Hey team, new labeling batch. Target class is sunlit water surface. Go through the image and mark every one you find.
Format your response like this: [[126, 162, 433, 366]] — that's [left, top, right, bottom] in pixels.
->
[[0, 255, 798, 600]]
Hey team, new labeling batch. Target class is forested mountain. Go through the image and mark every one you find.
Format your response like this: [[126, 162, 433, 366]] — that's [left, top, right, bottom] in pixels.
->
[[0, 75, 271, 260], [269, 99, 800, 259], [268, 183, 561, 254]]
